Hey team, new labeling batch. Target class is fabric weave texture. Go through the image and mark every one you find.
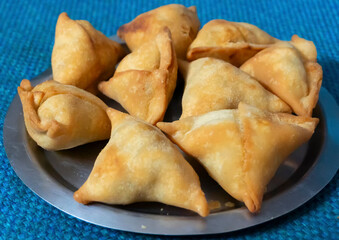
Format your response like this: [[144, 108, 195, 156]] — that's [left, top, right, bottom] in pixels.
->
[[0, 0, 338, 239]]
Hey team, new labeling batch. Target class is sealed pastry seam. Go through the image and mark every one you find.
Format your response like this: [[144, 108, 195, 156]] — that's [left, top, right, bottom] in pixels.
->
[[18, 87, 58, 137], [21, 80, 109, 111], [18, 80, 64, 137], [300, 61, 323, 116], [239, 103, 318, 212], [18, 79, 111, 150], [237, 107, 261, 213], [187, 44, 273, 58], [187, 19, 278, 66]]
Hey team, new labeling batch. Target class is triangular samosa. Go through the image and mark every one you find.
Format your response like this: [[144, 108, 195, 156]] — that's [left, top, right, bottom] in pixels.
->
[[179, 57, 291, 119], [117, 4, 200, 59], [74, 108, 209, 217], [17, 79, 111, 151], [157, 103, 318, 213], [187, 20, 278, 66], [240, 35, 323, 116], [52, 12, 126, 93], [99, 28, 178, 125]]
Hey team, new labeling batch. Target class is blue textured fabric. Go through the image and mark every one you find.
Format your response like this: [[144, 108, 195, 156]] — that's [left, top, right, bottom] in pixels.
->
[[0, 0, 338, 239]]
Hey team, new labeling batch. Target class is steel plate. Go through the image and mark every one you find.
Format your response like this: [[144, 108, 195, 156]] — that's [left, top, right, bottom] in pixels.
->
[[3, 54, 339, 235]]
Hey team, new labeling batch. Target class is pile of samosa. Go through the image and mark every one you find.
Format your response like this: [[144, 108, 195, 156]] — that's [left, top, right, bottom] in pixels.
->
[[18, 4, 322, 217]]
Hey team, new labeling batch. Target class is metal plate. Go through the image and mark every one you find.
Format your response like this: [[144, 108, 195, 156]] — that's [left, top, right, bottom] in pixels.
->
[[4, 67, 339, 235]]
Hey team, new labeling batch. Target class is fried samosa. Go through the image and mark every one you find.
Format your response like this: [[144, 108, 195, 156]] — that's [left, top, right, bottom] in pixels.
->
[[240, 35, 323, 117], [157, 103, 318, 213], [99, 28, 178, 125], [74, 108, 209, 217], [117, 4, 200, 59], [187, 20, 279, 66], [179, 57, 291, 119], [52, 12, 126, 93], [18, 79, 111, 151]]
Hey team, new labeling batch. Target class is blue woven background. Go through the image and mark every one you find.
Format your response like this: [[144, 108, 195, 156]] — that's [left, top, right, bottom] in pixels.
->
[[0, 0, 338, 239]]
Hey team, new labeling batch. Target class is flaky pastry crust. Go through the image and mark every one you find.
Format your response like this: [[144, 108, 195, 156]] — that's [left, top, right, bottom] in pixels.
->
[[52, 12, 126, 93], [118, 4, 200, 59], [240, 35, 323, 116], [99, 28, 178, 125], [187, 20, 278, 66], [74, 108, 209, 217], [18, 79, 111, 150], [179, 57, 291, 119], [157, 103, 318, 213]]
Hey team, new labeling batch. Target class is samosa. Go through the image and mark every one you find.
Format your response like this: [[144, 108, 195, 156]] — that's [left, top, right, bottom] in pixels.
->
[[240, 35, 322, 116], [52, 12, 126, 93], [157, 103, 318, 213], [74, 108, 209, 217], [99, 28, 177, 125], [178, 57, 291, 119], [18, 79, 111, 151]]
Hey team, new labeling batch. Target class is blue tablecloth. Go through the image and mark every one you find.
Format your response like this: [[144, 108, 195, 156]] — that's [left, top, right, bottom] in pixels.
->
[[1, 0, 338, 239]]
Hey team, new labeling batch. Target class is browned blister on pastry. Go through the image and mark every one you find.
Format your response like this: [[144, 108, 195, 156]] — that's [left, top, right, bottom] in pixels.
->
[[18, 79, 111, 151], [117, 4, 200, 59], [99, 28, 177, 125], [187, 20, 278, 66], [157, 103, 318, 213], [240, 35, 322, 117], [52, 12, 126, 93], [179, 57, 291, 119], [74, 108, 209, 217]]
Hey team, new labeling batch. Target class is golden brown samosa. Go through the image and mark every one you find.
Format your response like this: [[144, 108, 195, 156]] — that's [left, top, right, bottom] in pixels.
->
[[240, 35, 323, 116], [52, 12, 126, 93], [99, 28, 177, 125], [179, 57, 291, 119], [74, 108, 209, 217], [117, 4, 200, 59], [187, 20, 278, 66], [157, 103, 318, 213], [18, 79, 111, 151]]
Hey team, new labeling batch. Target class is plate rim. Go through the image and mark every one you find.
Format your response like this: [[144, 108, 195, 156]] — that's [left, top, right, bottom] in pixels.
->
[[3, 71, 339, 236]]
